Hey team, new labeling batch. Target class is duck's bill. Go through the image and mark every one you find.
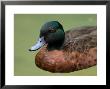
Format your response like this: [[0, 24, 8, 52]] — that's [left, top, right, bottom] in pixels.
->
[[29, 37, 46, 51]]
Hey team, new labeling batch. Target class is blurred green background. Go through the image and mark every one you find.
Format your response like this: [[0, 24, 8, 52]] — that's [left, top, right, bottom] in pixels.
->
[[14, 14, 97, 76]]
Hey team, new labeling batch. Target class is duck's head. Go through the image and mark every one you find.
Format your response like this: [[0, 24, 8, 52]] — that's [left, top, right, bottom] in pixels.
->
[[29, 21, 65, 51]]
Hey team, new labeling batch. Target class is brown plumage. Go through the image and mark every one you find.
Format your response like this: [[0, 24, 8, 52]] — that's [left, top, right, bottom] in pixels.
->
[[35, 26, 97, 73], [63, 26, 96, 52]]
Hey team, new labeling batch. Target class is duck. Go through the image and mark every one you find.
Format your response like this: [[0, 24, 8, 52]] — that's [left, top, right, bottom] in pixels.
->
[[29, 21, 97, 73]]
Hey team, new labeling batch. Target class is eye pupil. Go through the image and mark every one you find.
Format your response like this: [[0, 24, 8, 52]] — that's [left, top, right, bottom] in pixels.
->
[[49, 29, 56, 33]]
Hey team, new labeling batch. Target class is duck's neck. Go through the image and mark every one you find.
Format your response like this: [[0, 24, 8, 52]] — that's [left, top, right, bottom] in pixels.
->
[[47, 40, 64, 51], [46, 29, 65, 51]]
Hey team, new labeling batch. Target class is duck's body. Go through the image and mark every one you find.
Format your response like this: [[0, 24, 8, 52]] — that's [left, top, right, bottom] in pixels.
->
[[63, 26, 96, 52], [29, 21, 97, 73]]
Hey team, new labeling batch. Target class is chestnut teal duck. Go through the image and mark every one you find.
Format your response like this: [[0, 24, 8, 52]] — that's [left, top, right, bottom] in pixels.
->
[[29, 21, 97, 73]]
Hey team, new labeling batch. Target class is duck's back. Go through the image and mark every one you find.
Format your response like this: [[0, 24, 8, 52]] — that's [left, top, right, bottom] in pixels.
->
[[63, 26, 97, 53]]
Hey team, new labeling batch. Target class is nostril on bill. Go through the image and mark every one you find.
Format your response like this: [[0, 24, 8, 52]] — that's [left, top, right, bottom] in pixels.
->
[[29, 37, 46, 52]]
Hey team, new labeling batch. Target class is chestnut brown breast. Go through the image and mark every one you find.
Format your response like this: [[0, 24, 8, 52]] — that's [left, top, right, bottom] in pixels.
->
[[35, 46, 96, 73]]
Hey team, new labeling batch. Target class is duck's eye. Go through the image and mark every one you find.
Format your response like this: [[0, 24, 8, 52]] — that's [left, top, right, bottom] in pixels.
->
[[48, 29, 56, 33]]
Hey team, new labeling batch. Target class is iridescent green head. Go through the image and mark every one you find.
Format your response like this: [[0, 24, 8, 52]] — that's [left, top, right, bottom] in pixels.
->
[[29, 21, 65, 51]]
